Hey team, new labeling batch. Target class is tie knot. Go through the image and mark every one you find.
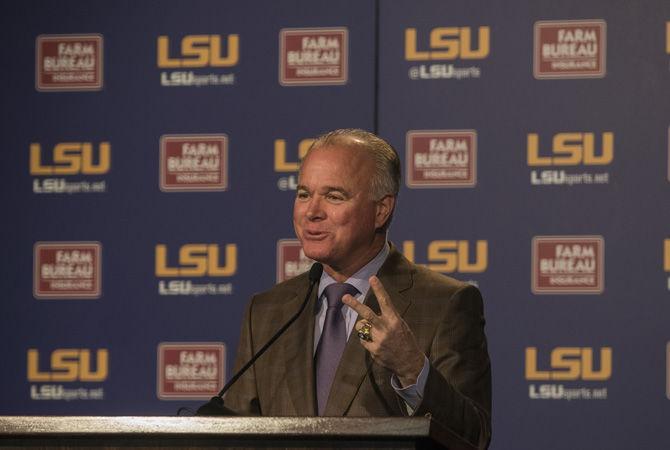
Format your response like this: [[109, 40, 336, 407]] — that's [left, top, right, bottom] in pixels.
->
[[323, 283, 359, 309]]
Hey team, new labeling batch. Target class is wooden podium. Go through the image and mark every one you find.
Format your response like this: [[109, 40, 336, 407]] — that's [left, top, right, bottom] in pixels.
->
[[0, 416, 476, 449]]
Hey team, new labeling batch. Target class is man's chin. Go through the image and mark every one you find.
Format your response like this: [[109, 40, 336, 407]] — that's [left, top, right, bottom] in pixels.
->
[[301, 245, 331, 266]]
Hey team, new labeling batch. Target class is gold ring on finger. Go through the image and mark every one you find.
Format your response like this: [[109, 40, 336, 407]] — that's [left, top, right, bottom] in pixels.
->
[[357, 321, 373, 342]]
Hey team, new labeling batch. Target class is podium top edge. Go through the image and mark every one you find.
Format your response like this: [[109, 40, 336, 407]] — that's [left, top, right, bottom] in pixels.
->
[[0, 416, 433, 438]]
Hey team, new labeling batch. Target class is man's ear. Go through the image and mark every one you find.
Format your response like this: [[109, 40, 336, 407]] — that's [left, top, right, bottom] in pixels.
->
[[374, 195, 395, 230]]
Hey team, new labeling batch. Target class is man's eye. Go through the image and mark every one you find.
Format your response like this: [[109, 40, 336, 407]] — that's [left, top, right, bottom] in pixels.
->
[[296, 191, 309, 200], [326, 193, 344, 202]]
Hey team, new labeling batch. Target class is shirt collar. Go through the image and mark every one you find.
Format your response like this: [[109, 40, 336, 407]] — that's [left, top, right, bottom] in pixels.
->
[[317, 241, 390, 299]]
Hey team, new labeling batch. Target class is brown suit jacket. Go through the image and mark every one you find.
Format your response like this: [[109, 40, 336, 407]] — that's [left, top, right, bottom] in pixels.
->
[[225, 246, 491, 449]]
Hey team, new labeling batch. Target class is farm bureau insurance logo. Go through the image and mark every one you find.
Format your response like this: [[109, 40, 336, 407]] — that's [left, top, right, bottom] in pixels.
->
[[157, 34, 238, 87], [27, 348, 108, 400], [157, 342, 225, 400], [526, 346, 611, 400], [30, 141, 110, 194], [532, 236, 604, 294], [160, 134, 228, 192], [527, 131, 613, 186], [534, 20, 606, 79], [274, 137, 314, 191], [279, 28, 348, 86], [402, 239, 487, 286], [277, 239, 314, 283], [36, 34, 103, 91], [405, 25, 490, 80], [155, 243, 236, 296], [665, 238, 670, 291], [406, 130, 476, 188], [34, 242, 101, 299]]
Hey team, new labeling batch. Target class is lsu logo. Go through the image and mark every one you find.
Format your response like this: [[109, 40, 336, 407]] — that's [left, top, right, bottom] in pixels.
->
[[274, 138, 314, 172], [402, 240, 487, 273], [525, 347, 612, 381], [30, 142, 111, 175], [157, 35, 239, 68], [527, 132, 613, 166], [405, 26, 490, 60], [155, 244, 237, 277], [27, 349, 108, 382]]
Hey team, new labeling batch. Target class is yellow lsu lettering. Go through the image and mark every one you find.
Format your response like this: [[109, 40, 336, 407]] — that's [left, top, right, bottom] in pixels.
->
[[666, 22, 670, 54], [403, 240, 487, 273], [30, 142, 111, 175], [27, 349, 108, 382], [155, 244, 237, 277], [664, 239, 670, 272], [525, 347, 612, 381], [405, 27, 490, 61], [274, 139, 315, 172], [527, 132, 614, 166], [157, 35, 239, 68]]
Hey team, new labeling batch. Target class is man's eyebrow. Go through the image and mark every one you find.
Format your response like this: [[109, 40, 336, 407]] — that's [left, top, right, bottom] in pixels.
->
[[321, 186, 350, 195], [296, 185, 351, 196], [322, 185, 346, 192]]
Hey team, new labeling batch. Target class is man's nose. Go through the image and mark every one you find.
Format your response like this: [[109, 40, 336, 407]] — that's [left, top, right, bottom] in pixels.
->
[[306, 196, 324, 220]]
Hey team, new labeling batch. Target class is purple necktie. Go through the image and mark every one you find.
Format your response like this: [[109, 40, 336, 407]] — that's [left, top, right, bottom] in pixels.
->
[[315, 282, 359, 415]]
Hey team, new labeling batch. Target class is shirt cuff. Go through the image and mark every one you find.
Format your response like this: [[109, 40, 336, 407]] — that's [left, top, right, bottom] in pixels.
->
[[390, 356, 429, 412]]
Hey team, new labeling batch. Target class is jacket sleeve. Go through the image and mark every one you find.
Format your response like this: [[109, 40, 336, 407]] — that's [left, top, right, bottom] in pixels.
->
[[412, 284, 492, 450]]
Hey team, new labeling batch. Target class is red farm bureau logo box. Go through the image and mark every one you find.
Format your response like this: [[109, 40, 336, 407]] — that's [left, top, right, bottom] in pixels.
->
[[279, 27, 348, 86], [160, 134, 228, 192], [36, 34, 103, 91], [33, 242, 102, 299], [157, 342, 225, 400], [276, 239, 314, 283], [406, 130, 477, 188], [534, 20, 606, 79], [532, 236, 604, 294]]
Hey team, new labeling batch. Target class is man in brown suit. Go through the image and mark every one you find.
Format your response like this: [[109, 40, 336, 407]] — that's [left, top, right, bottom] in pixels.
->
[[225, 129, 491, 449]]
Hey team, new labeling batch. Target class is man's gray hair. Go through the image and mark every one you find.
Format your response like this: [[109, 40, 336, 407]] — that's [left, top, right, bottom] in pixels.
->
[[303, 128, 401, 201]]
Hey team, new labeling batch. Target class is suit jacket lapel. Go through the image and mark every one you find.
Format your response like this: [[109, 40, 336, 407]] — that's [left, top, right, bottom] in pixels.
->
[[282, 282, 318, 415], [323, 246, 414, 416]]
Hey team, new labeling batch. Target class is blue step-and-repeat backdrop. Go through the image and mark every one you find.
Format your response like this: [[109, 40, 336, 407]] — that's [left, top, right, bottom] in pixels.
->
[[2, 1, 669, 448]]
